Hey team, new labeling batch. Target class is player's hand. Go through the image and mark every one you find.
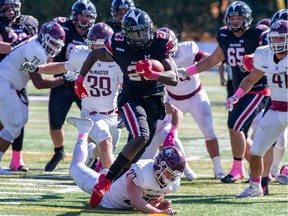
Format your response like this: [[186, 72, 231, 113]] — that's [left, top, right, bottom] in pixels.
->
[[74, 75, 88, 99], [226, 96, 239, 111], [157, 200, 172, 210], [63, 70, 79, 83], [177, 67, 188, 79], [136, 59, 160, 80], [162, 207, 177, 215], [241, 54, 254, 72], [21, 62, 38, 73]]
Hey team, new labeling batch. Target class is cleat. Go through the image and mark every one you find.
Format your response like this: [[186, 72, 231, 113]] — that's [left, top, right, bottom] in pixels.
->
[[184, 165, 197, 181], [0, 167, 13, 175], [214, 172, 225, 179], [90, 173, 112, 208], [85, 143, 96, 168], [236, 185, 263, 198], [45, 150, 66, 172], [66, 116, 93, 134], [10, 165, 29, 172], [221, 173, 245, 183], [275, 174, 288, 185]]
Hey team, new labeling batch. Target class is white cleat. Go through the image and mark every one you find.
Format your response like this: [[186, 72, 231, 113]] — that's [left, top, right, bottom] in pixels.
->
[[66, 117, 93, 134], [214, 166, 225, 179], [85, 143, 96, 168], [275, 174, 288, 185], [214, 171, 225, 179], [184, 164, 197, 181], [0, 167, 13, 175], [236, 184, 263, 198]]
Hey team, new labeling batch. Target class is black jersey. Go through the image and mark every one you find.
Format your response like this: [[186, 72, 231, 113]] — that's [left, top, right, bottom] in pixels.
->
[[105, 31, 173, 97], [53, 17, 88, 64], [217, 25, 268, 91], [105, 20, 122, 33], [0, 18, 30, 61]]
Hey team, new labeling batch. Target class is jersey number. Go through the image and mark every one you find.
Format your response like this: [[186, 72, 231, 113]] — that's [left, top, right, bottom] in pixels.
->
[[87, 76, 112, 97], [272, 73, 288, 89], [227, 47, 245, 66]]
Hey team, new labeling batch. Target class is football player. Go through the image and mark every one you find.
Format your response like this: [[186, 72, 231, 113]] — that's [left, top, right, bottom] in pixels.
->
[[0, 0, 39, 172], [45, 0, 97, 172], [22, 22, 123, 174], [157, 27, 225, 179], [75, 8, 178, 207], [67, 116, 184, 215], [106, 0, 136, 32], [0, 21, 69, 175], [178, 1, 270, 184], [229, 20, 288, 198]]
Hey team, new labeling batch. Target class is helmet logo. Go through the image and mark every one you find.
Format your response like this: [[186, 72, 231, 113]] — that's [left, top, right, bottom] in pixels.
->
[[128, 10, 141, 23]]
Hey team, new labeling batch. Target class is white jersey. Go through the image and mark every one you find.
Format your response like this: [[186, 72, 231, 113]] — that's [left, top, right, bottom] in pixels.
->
[[254, 46, 288, 102], [65, 45, 123, 112], [166, 41, 201, 94], [101, 159, 180, 209], [0, 36, 47, 90]]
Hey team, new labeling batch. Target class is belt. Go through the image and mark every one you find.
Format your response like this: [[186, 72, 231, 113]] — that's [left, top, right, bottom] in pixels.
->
[[90, 109, 115, 115], [167, 83, 202, 101]]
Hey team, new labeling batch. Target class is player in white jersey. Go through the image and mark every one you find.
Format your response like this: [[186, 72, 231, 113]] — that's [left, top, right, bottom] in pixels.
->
[[67, 116, 185, 214], [0, 21, 66, 175], [226, 20, 288, 198], [141, 102, 197, 180], [22, 23, 123, 172], [158, 28, 225, 179]]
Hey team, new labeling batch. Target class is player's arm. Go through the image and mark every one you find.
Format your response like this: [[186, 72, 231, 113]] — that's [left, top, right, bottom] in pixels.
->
[[226, 68, 265, 111], [158, 55, 178, 86], [29, 72, 64, 89], [178, 45, 224, 78], [37, 62, 67, 74], [0, 33, 12, 54], [126, 174, 175, 214]]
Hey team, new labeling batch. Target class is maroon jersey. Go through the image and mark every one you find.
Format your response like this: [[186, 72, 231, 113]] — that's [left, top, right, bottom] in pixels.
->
[[217, 25, 268, 91], [104, 30, 174, 97]]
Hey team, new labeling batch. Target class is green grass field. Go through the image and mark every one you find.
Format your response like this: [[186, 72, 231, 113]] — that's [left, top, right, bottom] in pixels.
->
[[0, 72, 287, 216]]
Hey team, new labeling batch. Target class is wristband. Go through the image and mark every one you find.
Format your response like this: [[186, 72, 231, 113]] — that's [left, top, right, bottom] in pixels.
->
[[77, 75, 85, 83], [186, 65, 198, 76], [170, 125, 177, 134], [234, 88, 244, 99]]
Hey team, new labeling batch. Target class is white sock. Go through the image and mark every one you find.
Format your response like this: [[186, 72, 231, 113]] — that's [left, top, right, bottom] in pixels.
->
[[212, 156, 224, 173]]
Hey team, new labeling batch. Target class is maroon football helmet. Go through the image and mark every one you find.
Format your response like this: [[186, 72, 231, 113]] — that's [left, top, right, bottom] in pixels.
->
[[268, 20, 288, 54], [85, 22, 114, 51], [256, 18, 271, 27], [157, 27, 178, 57], [38, 21, 66, 57], [154, 146, 186, 188]]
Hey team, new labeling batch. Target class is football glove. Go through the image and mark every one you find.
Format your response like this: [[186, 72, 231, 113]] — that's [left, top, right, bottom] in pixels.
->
[[241, 54, 254, 72], [21, 61, 38, 73], [226, 96, 239, 111], [63, 70, 79, 83], [74, 75, 88, 99], [177, 67, 188, 79], [135, 59, 160, 80]]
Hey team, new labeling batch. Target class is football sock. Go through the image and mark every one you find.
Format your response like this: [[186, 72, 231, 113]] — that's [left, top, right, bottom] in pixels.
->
[[106, 152, 130, 181]]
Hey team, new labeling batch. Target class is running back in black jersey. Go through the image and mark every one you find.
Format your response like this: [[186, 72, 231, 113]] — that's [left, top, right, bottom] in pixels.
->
[[217, 25, 268, 91], [104, 30, 174, 97], [53, 17, 88, 64], [0, 18, 30, 61]]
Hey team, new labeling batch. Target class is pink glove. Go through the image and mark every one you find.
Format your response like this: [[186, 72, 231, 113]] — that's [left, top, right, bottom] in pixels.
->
[[163, 125, 177, 147], [74, 75, 88, 99], [242, 54, 254, 72], [135, 59, 160, 80], [226, 88, 244, 111]]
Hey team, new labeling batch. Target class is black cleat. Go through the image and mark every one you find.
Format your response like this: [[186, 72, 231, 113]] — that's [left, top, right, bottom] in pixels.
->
[[45, 150, 65, 172]]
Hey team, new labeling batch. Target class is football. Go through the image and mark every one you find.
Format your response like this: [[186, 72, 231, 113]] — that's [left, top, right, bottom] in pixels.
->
[[150, 59, 164, 72]]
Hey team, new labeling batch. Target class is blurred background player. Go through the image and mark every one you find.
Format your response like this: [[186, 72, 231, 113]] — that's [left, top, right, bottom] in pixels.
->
[[67, 116, 184, 215], [106, 0, 135, 32], [158, 27, 225, 179], [75, 8, 178, 207], [0, 21, 68, 175], [177, 1, 270, 184], [45, 0, 97, 172], [0, 0, 38, 172]]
